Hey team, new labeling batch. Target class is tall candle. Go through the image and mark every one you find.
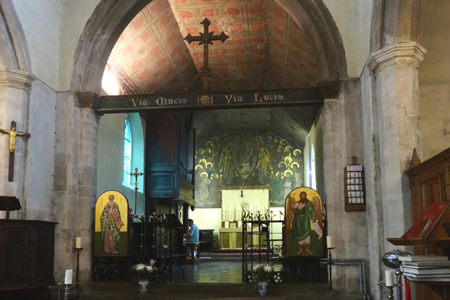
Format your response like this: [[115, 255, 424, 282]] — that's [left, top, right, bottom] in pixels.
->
[[385, 270, 394, 286], [76, 237, 81, 249], [65, 269, 73, 284], [327, 236, 334, 248]]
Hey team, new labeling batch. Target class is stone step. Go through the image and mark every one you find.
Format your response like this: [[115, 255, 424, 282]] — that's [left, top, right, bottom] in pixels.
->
[[74, 282, 364, 300]]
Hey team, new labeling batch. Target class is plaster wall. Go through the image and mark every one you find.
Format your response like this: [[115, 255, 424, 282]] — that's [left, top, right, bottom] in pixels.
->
[[23, 79, 56, 221], [10, 0, 99, 90], [322, 0, 373, 77], [10, 0, 60, 87], [0, 69, 32, 219], [97, 113, 145, 216], [58, 0, 100, 90], [418, 0, 450, 160]]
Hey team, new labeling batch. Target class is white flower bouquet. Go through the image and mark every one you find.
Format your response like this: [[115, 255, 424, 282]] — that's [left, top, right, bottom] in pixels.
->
[[132, 259, 158, 281], [252, 263, 273, 282]]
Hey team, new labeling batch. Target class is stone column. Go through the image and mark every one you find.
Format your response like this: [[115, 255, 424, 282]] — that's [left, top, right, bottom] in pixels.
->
[[322, 97, 342, 281], [77, 102, 99, 283], [368, 41, 426, 248], [53, 91, 99, 282], [0, 68, 34, 218]]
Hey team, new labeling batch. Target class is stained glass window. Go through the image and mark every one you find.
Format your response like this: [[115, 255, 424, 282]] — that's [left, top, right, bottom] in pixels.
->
[[123, 115, 132, 185]]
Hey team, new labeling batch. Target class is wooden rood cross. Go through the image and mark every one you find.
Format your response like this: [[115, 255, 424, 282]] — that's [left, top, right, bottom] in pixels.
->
[[0, 121, 30, 182], [184, 18, 229, 92]]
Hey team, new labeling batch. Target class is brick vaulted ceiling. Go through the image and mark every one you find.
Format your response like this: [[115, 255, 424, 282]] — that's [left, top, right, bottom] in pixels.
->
[[107, 0, 319, 94]]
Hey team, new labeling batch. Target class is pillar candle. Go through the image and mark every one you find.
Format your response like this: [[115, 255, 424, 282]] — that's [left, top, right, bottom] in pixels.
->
[[76, 237, 81, 249], [327, 236, 333, 248], [385, 270, 394, 286], [65, 269, 73, 284]]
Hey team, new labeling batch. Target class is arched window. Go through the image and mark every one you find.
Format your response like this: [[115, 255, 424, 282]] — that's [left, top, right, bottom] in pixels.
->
[[311, 144, 316, 190], [123, 115, 132, 185]]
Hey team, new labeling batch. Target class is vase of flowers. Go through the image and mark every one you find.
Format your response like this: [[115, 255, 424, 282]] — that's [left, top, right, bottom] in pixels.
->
[[252, 263, 273, 296], [132, 259, 157, 294]]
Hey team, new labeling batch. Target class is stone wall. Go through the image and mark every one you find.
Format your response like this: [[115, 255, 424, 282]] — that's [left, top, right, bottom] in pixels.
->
[[419, 0, 450, 160]]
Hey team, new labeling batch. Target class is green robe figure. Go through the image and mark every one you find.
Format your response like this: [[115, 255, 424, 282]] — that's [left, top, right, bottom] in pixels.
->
[[287, 191, 316, 255]]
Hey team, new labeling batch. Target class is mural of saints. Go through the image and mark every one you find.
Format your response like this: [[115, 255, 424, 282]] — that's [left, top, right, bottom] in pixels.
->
[[195, 129, 304, 208]]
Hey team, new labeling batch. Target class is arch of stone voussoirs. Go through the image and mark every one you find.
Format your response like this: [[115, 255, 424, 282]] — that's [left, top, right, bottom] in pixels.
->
[[74, 0, 348, 94], [370, 0, 425, 51], [0, 0, 31, 71], [71, 0, 152, 93], [276, 0, 348, 81]]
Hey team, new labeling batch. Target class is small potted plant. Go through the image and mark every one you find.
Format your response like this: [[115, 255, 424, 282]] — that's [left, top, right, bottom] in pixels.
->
[[132, 259, 157, 294], [252, 263, 273, 295]]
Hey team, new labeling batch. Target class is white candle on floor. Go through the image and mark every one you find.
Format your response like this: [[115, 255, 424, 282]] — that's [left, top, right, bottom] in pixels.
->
[[65, 269, 73, 285]]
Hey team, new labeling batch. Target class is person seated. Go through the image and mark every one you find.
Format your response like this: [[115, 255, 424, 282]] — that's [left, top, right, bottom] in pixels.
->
[[185, 219, 199, 260]]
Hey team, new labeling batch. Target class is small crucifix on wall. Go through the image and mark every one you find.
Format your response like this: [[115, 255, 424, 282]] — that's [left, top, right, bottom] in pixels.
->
[[0, 121, 30, 182]]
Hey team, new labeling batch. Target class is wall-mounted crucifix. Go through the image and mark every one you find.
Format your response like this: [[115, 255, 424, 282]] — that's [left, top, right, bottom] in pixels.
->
[[0, 121, 30, 182], [184, 18, 229, 92]]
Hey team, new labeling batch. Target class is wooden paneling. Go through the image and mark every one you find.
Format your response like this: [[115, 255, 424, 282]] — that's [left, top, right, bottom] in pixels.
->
[[405, 148, 450, 300], [0, 220, 57, 298]]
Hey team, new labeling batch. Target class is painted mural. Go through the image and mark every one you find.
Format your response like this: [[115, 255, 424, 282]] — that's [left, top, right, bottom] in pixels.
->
[[195, 129, 304, 208]]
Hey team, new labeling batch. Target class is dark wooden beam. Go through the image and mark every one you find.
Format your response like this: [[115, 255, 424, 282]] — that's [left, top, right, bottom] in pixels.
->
[[95, 88, 324, 114]]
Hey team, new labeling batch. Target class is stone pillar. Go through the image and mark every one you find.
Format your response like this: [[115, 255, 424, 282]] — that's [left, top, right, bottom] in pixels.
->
[[368, 41, 425, 248], [322, 97, 342, 280], [360, 66, 385, 299], [0, 68, 34, 219], [53, 91, 99, 282]]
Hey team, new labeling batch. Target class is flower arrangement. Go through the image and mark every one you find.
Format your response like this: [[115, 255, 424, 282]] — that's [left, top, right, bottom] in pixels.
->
[[132, 259, 157, 281], [252, 263, 273, 282]]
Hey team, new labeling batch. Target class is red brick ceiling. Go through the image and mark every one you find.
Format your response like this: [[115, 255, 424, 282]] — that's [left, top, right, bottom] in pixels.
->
[[107, 0, 319, 94]]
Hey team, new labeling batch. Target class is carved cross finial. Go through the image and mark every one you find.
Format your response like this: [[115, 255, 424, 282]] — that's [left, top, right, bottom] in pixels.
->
[[411, 148, 421, 168], [130, 167, 144, 189], [184, 18, 229, 92]]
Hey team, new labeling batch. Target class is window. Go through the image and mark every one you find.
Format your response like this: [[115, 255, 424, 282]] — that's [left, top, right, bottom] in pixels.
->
[[123, 115, 132, 185], [311, 144, 316, 190]]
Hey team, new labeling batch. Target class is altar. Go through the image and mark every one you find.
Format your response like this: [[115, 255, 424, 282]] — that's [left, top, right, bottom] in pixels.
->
[[219, 189, 269, 249], [219, 227, 267, 249]]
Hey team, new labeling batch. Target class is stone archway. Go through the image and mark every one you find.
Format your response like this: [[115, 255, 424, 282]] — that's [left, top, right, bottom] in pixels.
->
[[0, 0, 31, 71], [69, 0, 350, 282], [370, 0, 425, 51]]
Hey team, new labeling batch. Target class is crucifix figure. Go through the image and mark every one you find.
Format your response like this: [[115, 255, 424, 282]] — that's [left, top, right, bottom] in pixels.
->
[[184, 18, 229, 92], [0, 121, 30, 182], [130, 168, 144, 218]]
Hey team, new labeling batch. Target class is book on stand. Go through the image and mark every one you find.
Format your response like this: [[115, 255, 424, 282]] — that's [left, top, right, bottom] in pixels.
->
[[402, 261, 450, 268], [398, 255, 449, 262], [404, 201, 450, 239], [402, 267, 450, 275]]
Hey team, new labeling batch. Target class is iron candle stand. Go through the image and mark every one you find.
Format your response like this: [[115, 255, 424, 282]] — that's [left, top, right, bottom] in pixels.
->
[[386, 285, 394, 300], [73, 247, 83, 289], [327, 247, 337, 297]]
